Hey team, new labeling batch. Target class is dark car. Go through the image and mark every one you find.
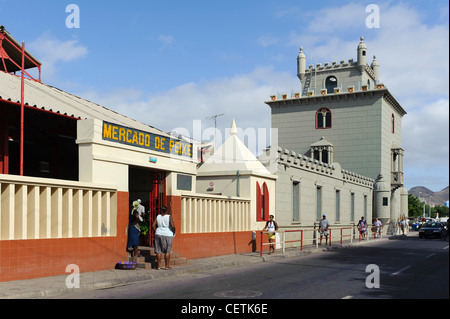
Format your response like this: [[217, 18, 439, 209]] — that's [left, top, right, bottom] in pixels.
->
[[419, 221, 444, 239]]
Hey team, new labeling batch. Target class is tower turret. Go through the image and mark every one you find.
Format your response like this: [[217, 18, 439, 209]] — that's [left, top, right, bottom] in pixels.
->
[[297, 46, 306, 84], [357, 36, 367, 73]]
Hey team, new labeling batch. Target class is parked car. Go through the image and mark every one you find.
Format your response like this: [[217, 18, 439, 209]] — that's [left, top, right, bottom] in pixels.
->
[[419, 221, 444, 239]]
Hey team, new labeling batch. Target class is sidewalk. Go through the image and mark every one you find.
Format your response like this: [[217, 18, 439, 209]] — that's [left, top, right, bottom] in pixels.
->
[[0, 235, 394, 299]]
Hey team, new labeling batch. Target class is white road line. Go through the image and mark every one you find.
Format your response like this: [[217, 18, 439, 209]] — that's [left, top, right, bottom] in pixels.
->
[[391, 266, 411, 276], [342, 295, 353, 299], [425, 253, 436, 259], [444, 245, 449, 250]]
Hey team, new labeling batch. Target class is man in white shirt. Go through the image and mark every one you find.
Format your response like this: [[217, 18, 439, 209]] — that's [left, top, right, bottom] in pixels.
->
[[374, 218, 382, 238], [319, 214, 330, 245]]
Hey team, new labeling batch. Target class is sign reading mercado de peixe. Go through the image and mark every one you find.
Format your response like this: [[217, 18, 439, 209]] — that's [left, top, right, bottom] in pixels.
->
[[102, 121, 193, 158]]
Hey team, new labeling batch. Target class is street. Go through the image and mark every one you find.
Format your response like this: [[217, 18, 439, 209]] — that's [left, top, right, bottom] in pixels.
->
[[58, 233, 448, 300]]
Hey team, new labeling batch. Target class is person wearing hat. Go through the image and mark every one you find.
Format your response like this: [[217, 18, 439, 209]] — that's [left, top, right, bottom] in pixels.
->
[[319, 214, 330, 245]]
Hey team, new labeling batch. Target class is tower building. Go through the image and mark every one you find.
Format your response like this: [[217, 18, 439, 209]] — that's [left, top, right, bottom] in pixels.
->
[[266, 37, 408, 229]]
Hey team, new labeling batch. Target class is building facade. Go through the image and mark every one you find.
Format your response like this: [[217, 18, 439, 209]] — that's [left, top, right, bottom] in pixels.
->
[[265, 37, 408, 232], [0, 27, 271, 281]]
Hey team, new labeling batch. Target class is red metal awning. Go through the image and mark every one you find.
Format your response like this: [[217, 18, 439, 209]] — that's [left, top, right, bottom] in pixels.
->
[[0, 25, 41, 74]]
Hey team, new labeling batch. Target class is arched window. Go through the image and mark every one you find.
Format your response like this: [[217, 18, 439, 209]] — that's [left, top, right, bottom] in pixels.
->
[[391, 114, 395, 134], [325, 76, 338, 93], [316, 108, 332, 129], [256, 181, 269, 221]]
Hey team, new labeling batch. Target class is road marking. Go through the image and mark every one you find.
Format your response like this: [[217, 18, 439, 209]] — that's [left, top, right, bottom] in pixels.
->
[[342, 295, 353, 299], [444, 245, 449, 250], [391, 266, 411, 276], [425, 253, 436, 259]]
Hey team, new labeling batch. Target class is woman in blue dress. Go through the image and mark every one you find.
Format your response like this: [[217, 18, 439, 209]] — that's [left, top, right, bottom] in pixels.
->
[[127, 202, 142, 257]]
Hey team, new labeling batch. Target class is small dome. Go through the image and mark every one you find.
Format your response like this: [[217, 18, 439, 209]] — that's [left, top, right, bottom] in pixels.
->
[[371, 55, 379, 67], [373, 173, 389, 191], [298, 46, 306, 59], [357, 36, 367, 50]]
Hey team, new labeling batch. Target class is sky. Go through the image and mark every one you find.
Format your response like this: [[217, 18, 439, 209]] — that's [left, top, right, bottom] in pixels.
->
[[0, 0, 448, 192]]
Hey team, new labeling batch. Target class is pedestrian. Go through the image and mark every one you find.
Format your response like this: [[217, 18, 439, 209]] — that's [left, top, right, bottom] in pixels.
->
[[127, 201, 142, 258], [319, 214, 330, 245], [400, 217, 406, 235], [136, 199, 146, 219], [152, 206, 175, 270], [373, 217, 382, 238], [357, 216, 367, 240], [262, 215, 278, 255]]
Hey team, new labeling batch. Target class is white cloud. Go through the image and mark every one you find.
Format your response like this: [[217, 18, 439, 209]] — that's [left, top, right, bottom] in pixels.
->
[[272, 1, 449, 189], [158, 34, 175, 47], [81, 2, 448, 190], [257, 34, 279, 47], [81, 65, 299, 151], [28, 33, 88, 79], [403, 98, 449, 166]]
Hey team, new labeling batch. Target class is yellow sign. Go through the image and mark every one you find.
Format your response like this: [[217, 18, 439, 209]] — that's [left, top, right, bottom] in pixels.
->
[[102, 121, 192, 158]]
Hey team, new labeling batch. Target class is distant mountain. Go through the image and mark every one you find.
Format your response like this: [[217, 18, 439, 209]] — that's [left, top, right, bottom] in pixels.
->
[[408, 186, 449, 206]]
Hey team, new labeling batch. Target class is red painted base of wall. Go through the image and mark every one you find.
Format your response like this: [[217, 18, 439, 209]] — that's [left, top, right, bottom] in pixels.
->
[[0, 193, 265, 282], [169, 195, 266, 260], [0, 191, 130, 283], [173, 231, 262, 260]]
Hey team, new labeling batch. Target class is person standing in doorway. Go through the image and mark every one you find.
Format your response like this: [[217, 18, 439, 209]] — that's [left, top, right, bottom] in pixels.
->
[[127, 201, 142, 258], [152, 206, 175, 270], [263, 215, 278, 255], [136, 199, 146, 220]]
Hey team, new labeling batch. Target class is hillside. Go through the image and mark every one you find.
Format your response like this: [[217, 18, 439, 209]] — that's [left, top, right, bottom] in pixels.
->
[[408, 186, 449, 206]]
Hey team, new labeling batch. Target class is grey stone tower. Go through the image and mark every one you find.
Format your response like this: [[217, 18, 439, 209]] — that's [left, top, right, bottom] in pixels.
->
[[267, 37, 409, 227]]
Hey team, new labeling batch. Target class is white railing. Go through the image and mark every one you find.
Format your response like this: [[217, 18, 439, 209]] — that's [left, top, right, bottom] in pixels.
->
[[181, 193, 251, 234], [0, 174, 117, 240]]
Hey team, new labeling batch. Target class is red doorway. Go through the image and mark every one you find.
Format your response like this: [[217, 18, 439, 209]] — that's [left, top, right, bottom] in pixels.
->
[[128, 166, 167, 247], [148, 171, 167, 246]]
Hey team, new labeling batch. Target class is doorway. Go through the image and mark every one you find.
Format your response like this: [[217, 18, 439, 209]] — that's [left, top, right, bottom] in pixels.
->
[[128, 166, 167, 247]]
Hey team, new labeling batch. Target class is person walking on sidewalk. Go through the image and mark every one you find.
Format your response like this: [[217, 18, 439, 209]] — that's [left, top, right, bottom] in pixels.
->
[[152, 206, 175, 270], [373, 217, 382, 238], [319, 214, 330, 245], [263, 215, 278, 255], [357, 216, 367, 240]]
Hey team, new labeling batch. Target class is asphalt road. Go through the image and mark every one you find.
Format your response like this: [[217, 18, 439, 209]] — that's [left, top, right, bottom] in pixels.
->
[[60, 233, 448, 301]]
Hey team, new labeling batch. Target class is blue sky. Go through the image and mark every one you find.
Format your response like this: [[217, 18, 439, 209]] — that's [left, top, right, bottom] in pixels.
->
[[0, 0, 448, 192]]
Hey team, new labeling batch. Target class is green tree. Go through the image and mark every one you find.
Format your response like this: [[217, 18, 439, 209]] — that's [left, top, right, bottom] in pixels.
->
[[431, 205, 449, 218], [408, 194, 424, 217]]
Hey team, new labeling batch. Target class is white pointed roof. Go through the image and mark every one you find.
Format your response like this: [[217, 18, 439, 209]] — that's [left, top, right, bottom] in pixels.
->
[[197, 119, 272, 176]]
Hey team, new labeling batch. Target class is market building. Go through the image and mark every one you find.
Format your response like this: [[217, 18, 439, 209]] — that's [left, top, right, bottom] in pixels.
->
[[0, 27, 272, 282]]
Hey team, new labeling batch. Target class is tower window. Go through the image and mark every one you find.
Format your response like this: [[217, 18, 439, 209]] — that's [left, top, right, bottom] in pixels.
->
[[391, 114, 395, 134], [325, 76, 338, 93], [316, 108, 332, 129]]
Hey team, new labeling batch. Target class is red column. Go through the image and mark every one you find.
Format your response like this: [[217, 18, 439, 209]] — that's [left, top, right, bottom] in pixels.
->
[[0, 103, 9, 174], [20, 41, 25, 176]]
